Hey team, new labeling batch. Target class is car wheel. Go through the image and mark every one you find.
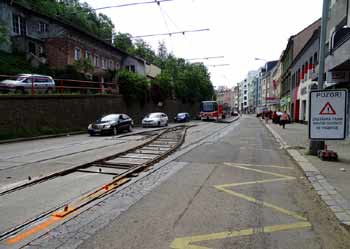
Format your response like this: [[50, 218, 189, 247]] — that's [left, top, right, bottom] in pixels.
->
[[113, 127, 118, 135], [165, 122, 168, 126], [15, 88, 25, 94], [46, 88, 53, 94], [128, 124, 132, 132], [158, 121, 161, 127]]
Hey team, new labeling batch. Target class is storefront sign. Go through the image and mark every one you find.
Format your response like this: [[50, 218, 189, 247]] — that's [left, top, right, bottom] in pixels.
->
[[309, 89, 348, 140]]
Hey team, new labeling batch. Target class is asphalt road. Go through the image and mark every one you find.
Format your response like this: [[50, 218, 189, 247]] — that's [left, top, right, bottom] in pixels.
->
[[13, 115, 350, 249], [0, 123, 188, 191]]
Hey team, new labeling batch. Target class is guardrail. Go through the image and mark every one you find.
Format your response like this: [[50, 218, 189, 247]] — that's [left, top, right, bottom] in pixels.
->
[[0, 74, 118, 95]]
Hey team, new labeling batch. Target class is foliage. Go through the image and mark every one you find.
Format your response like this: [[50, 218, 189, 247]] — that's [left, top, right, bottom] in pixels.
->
[[0, 51, 33, 75], [0, 22, 9, 46], [15, 0, 114, 39], [73, 59, 94, 74], [117, 70, 149, 105], [114, 32, 135, 54], [133, 39, 157, 65]]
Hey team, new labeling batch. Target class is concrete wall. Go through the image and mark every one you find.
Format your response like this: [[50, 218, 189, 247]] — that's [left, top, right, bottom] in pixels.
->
[[0, 95, 199, 136]]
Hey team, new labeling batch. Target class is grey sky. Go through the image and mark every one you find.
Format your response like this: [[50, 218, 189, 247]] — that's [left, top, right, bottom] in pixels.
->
[[83, 0, 323, 88]]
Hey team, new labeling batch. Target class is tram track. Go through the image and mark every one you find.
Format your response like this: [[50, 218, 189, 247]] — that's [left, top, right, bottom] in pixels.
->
[[0, 126, 189, 244], [0, 119, 240, 246]]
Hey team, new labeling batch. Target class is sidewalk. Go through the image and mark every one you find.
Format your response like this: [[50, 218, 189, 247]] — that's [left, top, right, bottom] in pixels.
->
[[263, 119, 350, 227]]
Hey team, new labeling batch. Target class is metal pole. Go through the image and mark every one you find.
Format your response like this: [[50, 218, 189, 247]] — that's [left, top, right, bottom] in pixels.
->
[[309, 0, 329, 155], [318, 0, 329, 90]]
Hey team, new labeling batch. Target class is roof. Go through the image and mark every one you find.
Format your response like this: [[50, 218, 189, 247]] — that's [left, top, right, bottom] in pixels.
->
[[9, 1, 128, 57]]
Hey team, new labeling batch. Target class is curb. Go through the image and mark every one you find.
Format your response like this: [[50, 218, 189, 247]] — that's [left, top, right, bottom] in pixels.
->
[[0, 131, 85, 144], [261, 119, 350, 228]]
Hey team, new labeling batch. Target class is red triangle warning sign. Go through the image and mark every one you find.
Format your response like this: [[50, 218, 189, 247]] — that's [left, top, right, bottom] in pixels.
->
[[319, 102, 336, 115]]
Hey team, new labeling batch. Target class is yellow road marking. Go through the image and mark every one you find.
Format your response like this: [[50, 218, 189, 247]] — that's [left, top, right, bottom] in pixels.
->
[[170, 222, 311, 249], [170, 162, 311, 248], [214, 186, 307, 221], [7, 217, 61, 245], [224, 163, 295, 178], [216, 177, 295, 188], [224, 162, 293, 169]]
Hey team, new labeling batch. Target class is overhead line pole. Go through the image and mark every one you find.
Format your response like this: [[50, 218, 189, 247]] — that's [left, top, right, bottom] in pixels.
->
[[309, 0, 329, 155]]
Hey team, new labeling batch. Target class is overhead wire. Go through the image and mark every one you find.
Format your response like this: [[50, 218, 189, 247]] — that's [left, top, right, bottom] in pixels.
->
[[157, 1, 174, 52]]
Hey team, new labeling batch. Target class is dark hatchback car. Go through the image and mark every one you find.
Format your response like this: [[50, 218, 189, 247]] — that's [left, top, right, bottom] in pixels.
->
[[88, 114, 133, 136], [174, 112, 190, 122]]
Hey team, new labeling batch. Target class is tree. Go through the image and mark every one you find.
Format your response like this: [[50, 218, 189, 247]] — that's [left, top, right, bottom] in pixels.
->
[[15, 0, 115, 39], [114, 32, 135, 53], [0, 22, 9, 46], [118, 70, 149, 104], [134, 39, 156, 63]]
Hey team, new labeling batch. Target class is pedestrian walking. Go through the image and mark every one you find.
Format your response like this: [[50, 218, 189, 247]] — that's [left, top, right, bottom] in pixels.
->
[[280, 111, 289, 129]]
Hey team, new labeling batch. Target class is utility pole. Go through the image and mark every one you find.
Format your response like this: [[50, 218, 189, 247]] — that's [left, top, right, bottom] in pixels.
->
[[309, 0, 329, 155]]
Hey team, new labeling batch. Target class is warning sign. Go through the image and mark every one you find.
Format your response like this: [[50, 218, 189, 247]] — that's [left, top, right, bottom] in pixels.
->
[[309, 89, 348, 140], [319, 102, 336, 115]]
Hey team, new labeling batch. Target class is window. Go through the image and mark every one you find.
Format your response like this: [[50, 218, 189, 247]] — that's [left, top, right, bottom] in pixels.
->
[[74, 48, 81, 60], [314, 52, 318, 65], [115, 62, 120, 70], [109, 60, 114, 69], [94, 55, 99, 67], [12, 14, 26, 35], [85, 51, 91, 60], [38, 22, 48, 33], [126, 65, 136, 73], [244, 96, 247, 100], [101, 58, 106, 69], [244, 90, 247, 94]]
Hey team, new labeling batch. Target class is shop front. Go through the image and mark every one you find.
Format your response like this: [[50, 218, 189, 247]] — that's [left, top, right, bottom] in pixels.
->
[[280, 96, 291, 113]]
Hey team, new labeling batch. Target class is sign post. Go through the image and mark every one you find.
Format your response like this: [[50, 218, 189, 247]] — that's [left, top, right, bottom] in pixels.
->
[[309, 89, 348, 140]]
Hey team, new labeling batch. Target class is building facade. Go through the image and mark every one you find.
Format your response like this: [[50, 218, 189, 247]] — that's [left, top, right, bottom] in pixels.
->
[[325, 0, 350, 90], [291, 28, 320, 123]]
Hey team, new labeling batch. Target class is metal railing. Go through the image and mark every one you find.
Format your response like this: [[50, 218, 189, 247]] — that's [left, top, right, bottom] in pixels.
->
[[0, 74, 118, 96]]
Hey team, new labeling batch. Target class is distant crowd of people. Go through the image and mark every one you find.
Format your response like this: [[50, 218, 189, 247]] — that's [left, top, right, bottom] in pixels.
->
[[259, 110, 291, 129]]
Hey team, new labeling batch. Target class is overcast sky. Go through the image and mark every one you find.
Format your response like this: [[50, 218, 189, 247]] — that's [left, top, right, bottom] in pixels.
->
[[82, 0, 323, 88]]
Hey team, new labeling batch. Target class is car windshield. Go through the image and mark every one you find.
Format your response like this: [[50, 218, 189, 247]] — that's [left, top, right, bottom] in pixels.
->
[[201, 102, 216, 112], [97, 114, 118, 122], [15, 76, 27, 81], [146, 113, 160, 118]]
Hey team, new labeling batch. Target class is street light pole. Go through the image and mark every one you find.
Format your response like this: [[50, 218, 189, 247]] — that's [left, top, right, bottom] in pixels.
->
[[309, 0, 329, 155]]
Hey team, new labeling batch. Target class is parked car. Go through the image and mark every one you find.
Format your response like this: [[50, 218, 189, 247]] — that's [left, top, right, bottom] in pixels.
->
[[88, 114, 133, 136], [142, 112, 168, 127], [174, 112, 190, 122], [0, 74, 55, 94]]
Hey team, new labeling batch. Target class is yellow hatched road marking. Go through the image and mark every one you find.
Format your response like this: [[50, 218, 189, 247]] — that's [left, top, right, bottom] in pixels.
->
[[170, 222, 311, 249], [170, 162, 311, 248], [224, 162, 293, 169]]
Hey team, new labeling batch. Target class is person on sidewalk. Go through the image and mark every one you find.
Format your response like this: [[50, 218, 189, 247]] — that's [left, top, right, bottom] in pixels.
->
[[280, 111, 289, 129]]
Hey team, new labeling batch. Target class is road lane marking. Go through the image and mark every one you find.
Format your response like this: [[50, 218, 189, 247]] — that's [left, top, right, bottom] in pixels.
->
[[224, 162, 293, 169], [171, 162, 311, 248], [170, 222, 311, 249], [214, 186, 307, 221]]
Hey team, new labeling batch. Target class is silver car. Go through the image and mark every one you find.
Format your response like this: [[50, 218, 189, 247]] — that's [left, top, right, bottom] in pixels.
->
[[142, 112, 168, 127], [0, 74, 55, 94]]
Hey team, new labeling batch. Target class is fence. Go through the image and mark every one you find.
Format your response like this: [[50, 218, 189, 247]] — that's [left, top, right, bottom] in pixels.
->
[[0, 74, 118, 95]]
